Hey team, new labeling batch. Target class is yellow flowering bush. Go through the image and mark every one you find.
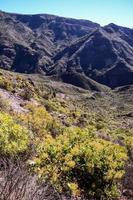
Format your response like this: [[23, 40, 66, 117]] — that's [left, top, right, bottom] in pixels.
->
[[0, 112, 29, 156], [31, 127, 127, 199], [17, 104, 62, 138]]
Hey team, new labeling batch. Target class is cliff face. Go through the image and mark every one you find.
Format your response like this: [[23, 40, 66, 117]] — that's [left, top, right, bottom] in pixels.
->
[[0, 11, 133, 89]]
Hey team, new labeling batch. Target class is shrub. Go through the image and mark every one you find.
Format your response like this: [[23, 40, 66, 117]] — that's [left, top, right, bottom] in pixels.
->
[[0, 95, 9, 111], [0, 112, 29, 156], [0, 76, 13, 91], [17, 104, 60, 137], [44, 99, 69, 114], [19, 89, 33, 100], [31, 127, 127, 199]]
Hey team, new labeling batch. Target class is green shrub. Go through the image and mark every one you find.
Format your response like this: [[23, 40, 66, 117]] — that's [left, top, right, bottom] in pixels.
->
[[31, 127, 127, 199], [0, 76, 14, 91], [17, 104, 61, 137], [0, 112, 29, 156], [44, 99, 69, 114], [19, 89, 33, 100]]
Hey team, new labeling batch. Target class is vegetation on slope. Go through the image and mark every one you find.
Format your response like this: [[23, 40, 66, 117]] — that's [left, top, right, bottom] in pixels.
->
[[0, 69, 132, 199]]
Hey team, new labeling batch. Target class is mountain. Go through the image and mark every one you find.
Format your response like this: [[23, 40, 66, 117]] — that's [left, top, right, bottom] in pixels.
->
[[0, 11, 133, 89], [0, 11, 133, 200], [54, 25, 133, 88]]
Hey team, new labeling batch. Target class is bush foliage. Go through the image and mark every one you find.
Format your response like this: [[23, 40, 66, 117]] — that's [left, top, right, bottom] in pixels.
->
[[31, 127, 127, 199], [0, 72, 131, 199], [0, 112, 29, 156]]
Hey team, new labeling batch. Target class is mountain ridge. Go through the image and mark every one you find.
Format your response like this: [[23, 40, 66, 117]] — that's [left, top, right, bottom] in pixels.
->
[[0, 11, 133, 90]]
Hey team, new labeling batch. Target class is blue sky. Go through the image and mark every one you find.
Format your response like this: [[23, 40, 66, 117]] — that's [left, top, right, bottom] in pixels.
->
[[0, 0, 132, 28]]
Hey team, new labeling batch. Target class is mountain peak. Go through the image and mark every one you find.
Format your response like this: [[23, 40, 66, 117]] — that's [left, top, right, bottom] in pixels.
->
[[0, 11, 133, 89]]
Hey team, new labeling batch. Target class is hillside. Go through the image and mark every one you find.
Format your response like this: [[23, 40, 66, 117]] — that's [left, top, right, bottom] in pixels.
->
[[0, 11, 99, 73], [0, 69, 132, 199], [0, 10, 133, 200], [0, 11, 133, 89]]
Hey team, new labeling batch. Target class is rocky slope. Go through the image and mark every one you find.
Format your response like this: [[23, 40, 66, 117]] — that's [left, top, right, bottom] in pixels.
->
[[54, 26, 133, 88], [0, 11, 133, 89], [0, 68, 132, 200]]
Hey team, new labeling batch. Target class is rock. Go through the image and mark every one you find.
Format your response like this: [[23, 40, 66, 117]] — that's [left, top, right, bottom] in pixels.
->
[[0, 11, 133, 90]]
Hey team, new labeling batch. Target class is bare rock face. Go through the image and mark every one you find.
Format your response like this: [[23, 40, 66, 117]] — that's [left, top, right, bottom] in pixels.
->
[[0, 11, 133, 89], [54, 27, 133, 88]]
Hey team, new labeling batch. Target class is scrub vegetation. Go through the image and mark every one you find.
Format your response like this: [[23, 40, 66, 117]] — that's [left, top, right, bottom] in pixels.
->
[[0, 69, 132, 200]]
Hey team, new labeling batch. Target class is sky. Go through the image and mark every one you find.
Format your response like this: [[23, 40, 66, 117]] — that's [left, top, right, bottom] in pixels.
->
[[0, 0, 132, 28]]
